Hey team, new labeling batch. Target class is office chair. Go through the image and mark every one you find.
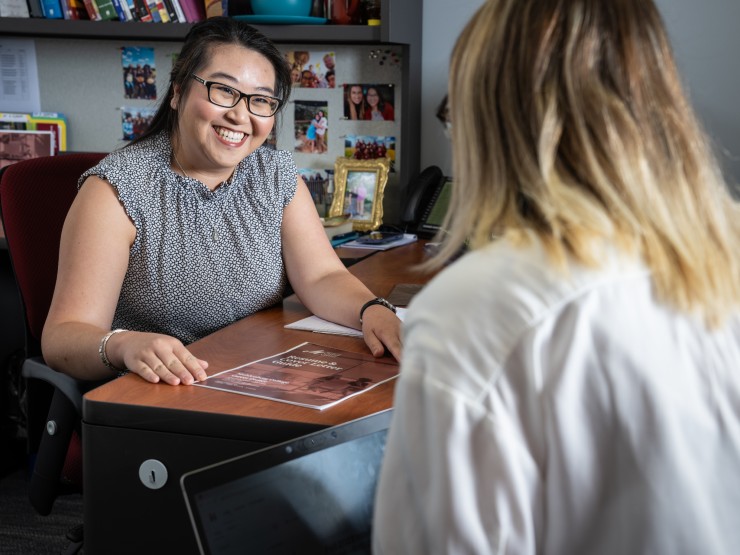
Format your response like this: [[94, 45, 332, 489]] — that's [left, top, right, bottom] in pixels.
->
[[0, 153, 109, 551]]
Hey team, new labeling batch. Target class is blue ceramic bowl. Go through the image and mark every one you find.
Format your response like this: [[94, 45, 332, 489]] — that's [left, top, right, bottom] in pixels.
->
[[251, 0, 311, 17]]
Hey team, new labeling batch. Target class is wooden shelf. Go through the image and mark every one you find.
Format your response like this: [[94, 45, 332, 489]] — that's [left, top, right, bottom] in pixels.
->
[[0, 17, 381, 43]]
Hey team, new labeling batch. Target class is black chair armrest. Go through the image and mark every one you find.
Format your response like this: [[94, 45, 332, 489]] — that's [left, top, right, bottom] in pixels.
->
[[21, 356, 108, 416], [21, 356, 112, 515]]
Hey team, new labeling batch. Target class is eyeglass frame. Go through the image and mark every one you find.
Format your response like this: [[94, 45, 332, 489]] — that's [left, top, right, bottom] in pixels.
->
[[190, 74, 283, 117], [436, 94, 450, 127]]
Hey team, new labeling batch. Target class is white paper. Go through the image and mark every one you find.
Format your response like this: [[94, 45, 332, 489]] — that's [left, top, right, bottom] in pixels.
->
[[285, 308, 407, 337], [0, 38, 41, 114]]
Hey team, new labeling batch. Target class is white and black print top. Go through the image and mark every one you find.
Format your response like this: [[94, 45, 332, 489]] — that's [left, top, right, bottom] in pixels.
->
[[79, 132, 298, 344]]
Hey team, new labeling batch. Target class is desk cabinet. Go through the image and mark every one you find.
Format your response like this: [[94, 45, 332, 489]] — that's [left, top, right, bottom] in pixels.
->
[[84, 422, 273, 553], [83, 379, 393, 554]]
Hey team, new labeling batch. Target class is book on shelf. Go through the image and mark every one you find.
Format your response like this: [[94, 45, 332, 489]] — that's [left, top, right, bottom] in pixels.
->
[[194, 342, 399, 411], [146, 0, 170, 21], [122, 0, 136, 20], [94, 0, 119, 20], [143, 0, 161, 20], [0, 0, 30, 17], [62, 0, 91, 19], [131, 0, 152, 21], [0, 112, 68, 155], [160, 0, 179, 22], [81, 0, 100, 19], [110, 0, 130, 20], [177, 0, 204, 22], [29, 112, 68, 154], [0, 129, 55, 170], [40, 0, 64, 18], [26, 0, 44, 17], [168, 0, 185, 22], [0, 113, 31, 130]]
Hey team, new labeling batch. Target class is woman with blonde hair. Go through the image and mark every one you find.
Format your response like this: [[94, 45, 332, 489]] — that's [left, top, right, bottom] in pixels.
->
[[374, 0, 740, 553]]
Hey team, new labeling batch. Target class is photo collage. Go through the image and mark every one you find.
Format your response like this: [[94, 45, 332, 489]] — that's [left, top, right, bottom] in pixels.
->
[[114, 44, 402, 218], [285, 49, 399, 217]]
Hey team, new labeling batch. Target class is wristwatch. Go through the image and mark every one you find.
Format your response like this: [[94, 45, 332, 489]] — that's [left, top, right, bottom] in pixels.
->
[[359, 297, 397, 324]]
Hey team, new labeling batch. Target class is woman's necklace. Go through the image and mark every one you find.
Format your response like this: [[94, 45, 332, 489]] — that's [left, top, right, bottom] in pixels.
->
[[172, 150, 190, 179]]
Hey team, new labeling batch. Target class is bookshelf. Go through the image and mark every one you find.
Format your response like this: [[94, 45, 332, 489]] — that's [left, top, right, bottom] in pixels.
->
[[0, 1, 419, 43], [0, 18, 380, 42]]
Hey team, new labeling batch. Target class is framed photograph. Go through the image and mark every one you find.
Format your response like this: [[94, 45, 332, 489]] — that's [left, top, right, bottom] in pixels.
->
[[329, 157, 390, 232]]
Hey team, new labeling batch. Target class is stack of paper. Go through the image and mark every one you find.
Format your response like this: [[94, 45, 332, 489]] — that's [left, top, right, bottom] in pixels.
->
[[341, 233, 417, 251], [285, 308, 407, 337]]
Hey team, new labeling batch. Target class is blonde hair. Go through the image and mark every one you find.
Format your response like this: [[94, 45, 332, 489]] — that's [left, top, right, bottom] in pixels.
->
[[433, 0, 740, 326]]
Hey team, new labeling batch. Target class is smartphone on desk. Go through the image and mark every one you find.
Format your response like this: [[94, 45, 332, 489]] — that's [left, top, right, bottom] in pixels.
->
[[355, 232, 403, 245]]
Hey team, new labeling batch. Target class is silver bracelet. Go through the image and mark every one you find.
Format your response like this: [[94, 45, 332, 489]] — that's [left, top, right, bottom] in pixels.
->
[[99, 329, 127, 372]]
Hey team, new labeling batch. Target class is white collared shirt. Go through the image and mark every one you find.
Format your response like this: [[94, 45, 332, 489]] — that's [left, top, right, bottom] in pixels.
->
[[373, 236, 740, 554]]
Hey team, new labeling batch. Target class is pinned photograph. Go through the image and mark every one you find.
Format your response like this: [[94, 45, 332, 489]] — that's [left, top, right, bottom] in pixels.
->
[[121, 106, 157, 141], [343, 84, 395, 121], [285, 50, 336, 88], [344, 135, 396, 172], [298, 168, 332, 215], [122, 46, 157, 100], [295, 101, 329, 154]]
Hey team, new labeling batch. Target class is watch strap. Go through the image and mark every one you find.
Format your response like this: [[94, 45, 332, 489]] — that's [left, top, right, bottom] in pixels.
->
[[359, 297, 397, 324]]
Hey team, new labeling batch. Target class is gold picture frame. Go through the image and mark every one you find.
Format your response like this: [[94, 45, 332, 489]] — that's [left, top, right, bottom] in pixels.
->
[[329, 157, 391, 231]]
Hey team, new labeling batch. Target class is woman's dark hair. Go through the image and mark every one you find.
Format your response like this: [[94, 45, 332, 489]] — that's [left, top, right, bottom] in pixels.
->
[[366, 85, 387, 112], [131, 17, 291, 146]]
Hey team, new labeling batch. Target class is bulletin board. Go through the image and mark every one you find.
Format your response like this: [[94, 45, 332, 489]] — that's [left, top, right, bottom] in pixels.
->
[[34, 38, 405, 223]]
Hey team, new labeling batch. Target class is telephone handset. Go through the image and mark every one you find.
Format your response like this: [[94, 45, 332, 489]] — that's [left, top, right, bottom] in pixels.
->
[[401, 165, 451, 238]]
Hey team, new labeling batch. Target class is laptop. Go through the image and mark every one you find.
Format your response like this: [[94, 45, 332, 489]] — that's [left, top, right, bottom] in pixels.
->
[[180, 409, 393, 555]]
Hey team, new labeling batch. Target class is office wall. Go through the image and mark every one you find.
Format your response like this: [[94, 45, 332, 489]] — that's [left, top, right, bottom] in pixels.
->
[[655, 0, 740, 196], [420, 0, 740, 197], [419, 0, 482, 177]]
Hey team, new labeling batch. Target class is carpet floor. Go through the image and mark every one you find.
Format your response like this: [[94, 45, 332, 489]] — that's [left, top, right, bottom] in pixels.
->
[[0, 467, 83, 555]]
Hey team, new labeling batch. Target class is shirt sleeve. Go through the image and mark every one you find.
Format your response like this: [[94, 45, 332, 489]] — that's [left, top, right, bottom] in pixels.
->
[[373, 325, 543, 554], [275, 149, 299, 207]]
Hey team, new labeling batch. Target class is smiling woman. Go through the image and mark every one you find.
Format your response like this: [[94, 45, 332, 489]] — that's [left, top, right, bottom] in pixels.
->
[[40, 17, 403, 390]]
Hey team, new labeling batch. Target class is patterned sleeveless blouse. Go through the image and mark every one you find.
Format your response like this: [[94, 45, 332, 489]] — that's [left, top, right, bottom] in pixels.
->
[[79, 132, 298, 344]]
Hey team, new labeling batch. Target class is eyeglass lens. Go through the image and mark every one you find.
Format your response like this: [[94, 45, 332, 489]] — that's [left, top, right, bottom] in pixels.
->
[[208, 83, 280, 117]]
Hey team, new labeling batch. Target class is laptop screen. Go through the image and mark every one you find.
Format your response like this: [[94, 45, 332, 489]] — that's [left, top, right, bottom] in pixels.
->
[[181, 410, 392, 555]]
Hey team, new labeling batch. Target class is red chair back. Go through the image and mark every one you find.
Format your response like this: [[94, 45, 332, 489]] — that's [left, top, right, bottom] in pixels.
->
[[0, 153, 106, 348]]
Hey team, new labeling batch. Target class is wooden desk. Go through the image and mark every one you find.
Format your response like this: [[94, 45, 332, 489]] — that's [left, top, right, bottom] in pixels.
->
[[82, 241, 431, 555]]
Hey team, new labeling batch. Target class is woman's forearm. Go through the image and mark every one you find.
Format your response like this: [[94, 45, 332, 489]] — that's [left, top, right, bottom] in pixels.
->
[[42, 321, 121, 380]]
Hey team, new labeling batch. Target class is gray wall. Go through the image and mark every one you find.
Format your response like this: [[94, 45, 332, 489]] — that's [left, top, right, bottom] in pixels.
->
[[655, 0, 740, 196], [420, 0, 482, 177], [421, 0, 740, 197]]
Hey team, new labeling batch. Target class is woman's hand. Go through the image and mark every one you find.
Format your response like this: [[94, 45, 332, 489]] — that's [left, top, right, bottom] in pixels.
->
[[361, 305, 402, 361], [108, 331, 209, 385]]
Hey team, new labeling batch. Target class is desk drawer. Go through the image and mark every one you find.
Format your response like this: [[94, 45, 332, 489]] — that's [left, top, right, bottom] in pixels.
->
[[83, 422, 268, 555]]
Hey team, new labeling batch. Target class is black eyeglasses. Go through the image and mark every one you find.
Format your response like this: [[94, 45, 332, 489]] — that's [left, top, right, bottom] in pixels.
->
[[191, 74, 282, 117], [436, 94, 450, 126]]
